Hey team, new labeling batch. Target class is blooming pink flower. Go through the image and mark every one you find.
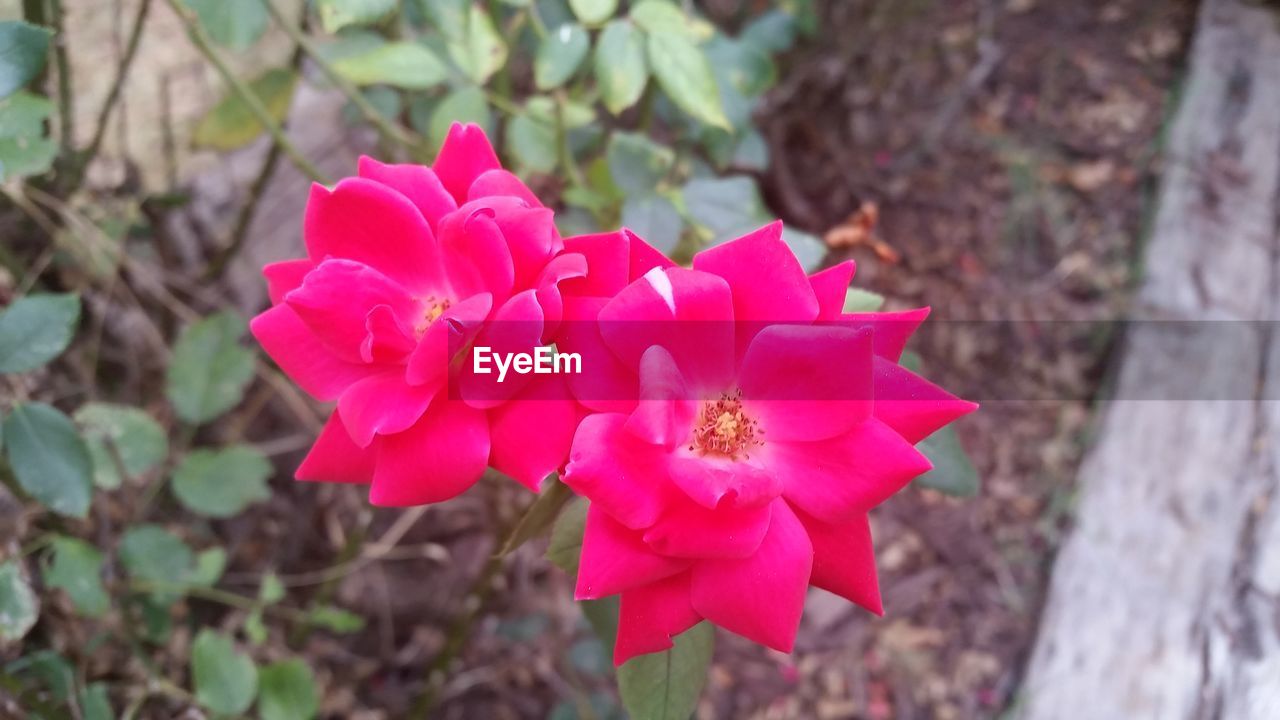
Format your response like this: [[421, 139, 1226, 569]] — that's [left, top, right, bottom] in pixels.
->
[[560, 222, 976, 664], [251, 123, 585, 505]]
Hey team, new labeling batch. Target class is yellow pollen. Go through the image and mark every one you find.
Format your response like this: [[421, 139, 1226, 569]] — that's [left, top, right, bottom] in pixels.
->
[[415, 297, 451, 336], [689, 390, 762, 459]]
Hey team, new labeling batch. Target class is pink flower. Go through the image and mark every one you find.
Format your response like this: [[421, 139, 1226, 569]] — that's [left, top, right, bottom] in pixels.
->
[[251, 123, 585, 505], [560, 222, 976, 664]]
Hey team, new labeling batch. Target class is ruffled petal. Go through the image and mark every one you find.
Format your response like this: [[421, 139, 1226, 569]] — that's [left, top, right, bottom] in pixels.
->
[[263, 259, 314, 304], [624, 346, 696, 448], [432, 122, 502, 203], [576, 504, 691, 600], [438, 208, 515, 305], [303, 178, 447, 294], [615, 572, 702, 666], [356, 156, 457, 231], [405, 293, 492, 386], [488, 375, 581, 491], [666, 453, 780, 510], [690, 499, 812, 653], [295, 410, 376, 484], [560, 296, 638, 413], [285, 258, 421, 364], [762, 418, 931, 524], [872, 357, 978, 443], [809, 261, 856, 320], [533, 251, 588, 341], [468, 168, 542, 207], [561, 230, 631, 297], [369, 400, 490, 506], [337, 370, 438, 447], [739, 324, 874, 442], [562, 413, 669, 529], [692, 221, 819, 325], [643, 494, 772, 559], [796, 509, 882, 615], [250, 305, 371, 401], [457, 289, 545, 409], [464, 197, 559, 289], [361, 304, 417, 364]]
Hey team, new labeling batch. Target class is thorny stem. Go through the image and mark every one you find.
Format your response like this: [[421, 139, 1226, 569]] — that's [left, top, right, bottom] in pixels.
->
[[162, 0, 328, 184], [258, 0, 421, 155], [75, 0, 152, 189]]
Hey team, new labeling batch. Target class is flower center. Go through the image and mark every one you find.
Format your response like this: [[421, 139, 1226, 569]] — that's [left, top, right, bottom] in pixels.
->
[[415, 297, 451, 336], [689, 390, 763, 459]]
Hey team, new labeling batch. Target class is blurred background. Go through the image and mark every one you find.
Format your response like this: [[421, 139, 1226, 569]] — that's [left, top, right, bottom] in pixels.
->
[[0, 0, 1223, 718]]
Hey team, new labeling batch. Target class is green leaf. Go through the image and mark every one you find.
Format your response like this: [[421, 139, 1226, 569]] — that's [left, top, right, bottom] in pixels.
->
[[842, 287, 885, 313], [191, 629, 259, 716], [0, 90, 54, 179], [617, 622, 714, 720], [259, 572, 286, 604], [0, 21, 50, 98], [501, 476, 573, 555], [258, 659, 320, 720], [781, 227, 825, 272], [318, 0, 398, 33], [192, 68, 298, 151], [3, 403, 93, 517], [646, 31, 729, 131], [607, 131, 674, 194], [506, 112, 557, 173], [741, 10, 797, 53], [546, 496, 588, 574], [0, 91, 52, 137], [80, 682, 113, 720], [580, 595, 619, 650], [447, 5, 507, 84], [0, 133, 55, 179], [535, 23, 590, 90], [183, 0, 268, 51], [166, 311, 255, 425], [622, 194, 683, 253], [916, 425, 979, 497], [172, 445, 272, 518], [6, 650, 71, 701], [43, 537, 108, 617], [629, 1, 712, 39], [568, 0, 617, 25], [332, 41, 448, 89], [428, 85, 490, 150], [682, 176, 766, 238], [74, 403, 167, 489], [419, 0, 467, 36], [192, 547, 228, 586], [307, 605, 365, 633], [119, 525, 195, 585], [526, 95, 594, 128], [594, 20, 648, 115], [0, 293, 80, 373], [0, 560, 38, 642]]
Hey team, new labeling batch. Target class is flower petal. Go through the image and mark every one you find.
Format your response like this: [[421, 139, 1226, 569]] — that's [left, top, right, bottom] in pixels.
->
[[690, 500, 812, 653], [624, 345, 696, 448], [837, 307, 930, 362], [666, 453, 780, 510], [250, 304, 370, 401], [438, 208, 515, 304], [561, 230, 631, 298], [643, 494, 772, 559], [561, 296, 638, 413], [285, 258, 421, 364], [533, 251, 588, 341], [614, 572, 702, 666], [263, 259, 314, 304], [763, 418, 931, 524], [405, 293, 493, 387], [809, 261, 856, 320], [295, 410, 376, 484], [432, 122, 502, 202], [489, 375, 581, 491], [369, 400, 490, 506], [692, 221, 819, 325], [337, 370, 438, 447], [576, 505, 691, 600], [562, 413, 668, 529], [468, 168, 542, 207], [457, 289, 545, 409], [872, 357, 978, 443], [796, 509, 882, 615], [356, 156, 457, 231], [739, 324, 873, 442]]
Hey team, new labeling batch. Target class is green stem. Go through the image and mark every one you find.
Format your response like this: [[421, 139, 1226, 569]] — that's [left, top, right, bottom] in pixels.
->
[[48, 0, 74, 158], [258, 0, 421, 154], [162, 0, 328, 184]]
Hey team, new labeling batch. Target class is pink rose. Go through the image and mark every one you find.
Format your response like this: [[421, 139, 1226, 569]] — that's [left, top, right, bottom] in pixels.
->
[[251, 123, 585, 505], [560, 222, 976, 663]]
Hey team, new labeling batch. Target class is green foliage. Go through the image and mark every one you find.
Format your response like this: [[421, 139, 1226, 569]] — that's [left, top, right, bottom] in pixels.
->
[[0, 560, 38, 641], [258, 659, 321, 720], [427, 85, 491, 148], [917, 426, 980, 497], [536, 23, 590, 90], [569, 0, 618, 26], [166, 311, 256, 425], [318, 0, 398, 34], [617, 622, 715, 720], [0, 21, 51, 98], [647, 31, 730, 131], [172, 445, 272, 517], [546, 496, 588, 575], [119, 525, 195, 585], [74, 402, 168, 489], [595, 21, 647, 114], [333, 41, 448, 89], [621, 194, 682, 252], [446, 4, 508, 84], [192, 629, 259, 715], [843, 287, 886, 313], [0, 293, 80, 373], [307, 604, 366, 633], [43, 537, 108, 617], [3, 403, 94, 517], [193, 68, 299, 151], [500, 475, 574, 555], [607, 132, 673, 194], [0, 90, 55, 180], [184, 0, 268, 50]]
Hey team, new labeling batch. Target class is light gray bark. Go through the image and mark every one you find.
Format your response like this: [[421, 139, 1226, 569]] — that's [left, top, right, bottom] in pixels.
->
[[1019, 0, 1280, 718]]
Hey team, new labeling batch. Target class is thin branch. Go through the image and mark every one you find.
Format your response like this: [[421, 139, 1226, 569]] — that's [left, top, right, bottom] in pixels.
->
[[162, 0, 328, 184], [258, 0, 421, 154], [76, 0, 152, 185], [48, 0, 74, 159]]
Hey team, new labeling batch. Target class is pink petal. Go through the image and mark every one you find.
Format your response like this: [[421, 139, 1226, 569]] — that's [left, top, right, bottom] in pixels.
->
[[457, 289, 545, 409], [432, 122, 502, 203], [250, 304, 371, 401], [615, 572, 702, 666], [690, 499, 812, 652], [468, 168, 542, 207], [797, 509, 882, 615], [488, 375, 581, 491], [666, 453, 780, 510], [465, 197, 559, 289], [263, 259, 314, 304], [533, 251, 588, 341], [560, 296, 638, 414], [295, 410, 375, 484], [611, 568, 701, 666], [624, 346, 696, 448], [337, 370, 438, 447], [762, 418, 931, 524], [576, 504, 691, 600], [872, 357, 978, 443], [561, 230, 631, 297], [303, 179, 447, 294], [837, 307, 929, 362], [356, 156, 457, 231], [627, 228, 677, 278], [438, 208, 515, 304], [562, 413, 669, 529], [369, 400, 490, 506], [809, 261, 856, 320], [643, 494, 772, 559], [692, 221, 819, 325], [739, 325, 873, 442], [285, 258, 421, 364], [361, 305, 417, 364], [405, 293, 492, 386]]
